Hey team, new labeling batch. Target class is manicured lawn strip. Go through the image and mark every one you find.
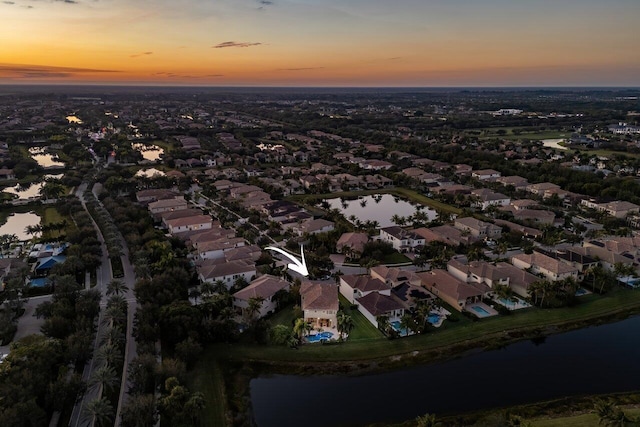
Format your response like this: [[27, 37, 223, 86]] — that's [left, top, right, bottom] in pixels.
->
[[188, 359, 229, 427], [531, 408, 640, 427], [268, 303, 297, 328], [382, 252, 411, 264], [389, 188, 462, 215], [204, 288, 640, 364]]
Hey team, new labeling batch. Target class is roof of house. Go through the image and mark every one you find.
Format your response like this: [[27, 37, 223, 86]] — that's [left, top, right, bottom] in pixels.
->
[[370, 265, 418, 285], [233, 274, 290, 301], [357, 292, 407, 317], [148, 197, 187, 209], [166, 214, 212, 229], [300, 281, 339, 311], [336, 232, 369, 252], [340, 274, 390, 293], [299, 218, 334, 233], [416, 269, 487, 301], [198, 260, 256, 280], [511, 252, 578, 275]]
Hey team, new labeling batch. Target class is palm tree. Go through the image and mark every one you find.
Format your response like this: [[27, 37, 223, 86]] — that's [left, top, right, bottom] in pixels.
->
[[246, 296, 265, 324], [336, 312, 354, 341], [95, 343, 123, 367], [377, 315, 391, 335], [106, 279, 128, 296], [415, 412, 438, 427], [89, 365, 119, 392], [82, 397, 114, 427], [293, 317, 311, 342], [399, 313, 416, 336]]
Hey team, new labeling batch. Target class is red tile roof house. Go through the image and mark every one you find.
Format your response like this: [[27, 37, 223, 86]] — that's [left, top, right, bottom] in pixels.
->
[[233, 274, 291, 319], [416, 269, 489, 312], [300, 281, 339, 329], [336, 232, 369, 259], [447, 258, 539, 298], [511, 252, 579, 282], [148, 196, 188, 215]]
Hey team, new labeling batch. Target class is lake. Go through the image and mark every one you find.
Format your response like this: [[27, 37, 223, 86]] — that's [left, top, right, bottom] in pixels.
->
[[135, 168, 166, 178], [29, 147, 65, 168], [541, 139, 568, 151], [326, 194, 436, 228], [251, 315, 640, 427], [3, 182, 45, 200], [132, 143, 164, 162], [0, 212, 41, 241]]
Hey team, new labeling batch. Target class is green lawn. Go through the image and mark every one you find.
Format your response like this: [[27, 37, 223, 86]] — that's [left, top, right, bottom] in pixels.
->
[[531, 408, 640, 426], [188, 359, 229, 427], [389, 188, 462, 215], [382, 252, 411, 264], [338, 295, 384, 341]]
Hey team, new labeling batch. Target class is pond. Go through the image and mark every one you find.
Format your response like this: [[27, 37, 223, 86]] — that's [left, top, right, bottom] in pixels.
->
[[132, 143, 164, 162], [541, 138, 568, 151], [0, 212, 41, 241], [326, 194, 436, 228], [29, 147, 65, 168], [250, 315, 640, 427], [3, 182, 45, 200], [135, 168, 166, 178]]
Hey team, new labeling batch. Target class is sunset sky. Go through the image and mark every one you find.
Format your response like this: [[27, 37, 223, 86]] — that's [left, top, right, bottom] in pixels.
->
[[0, 0, 639, 86]]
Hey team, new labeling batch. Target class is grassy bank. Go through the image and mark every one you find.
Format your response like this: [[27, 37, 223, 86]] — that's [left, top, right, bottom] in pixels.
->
[[200, 288, 640, 366], [188, 359, 229, 427], [192, 288, 640, 427]]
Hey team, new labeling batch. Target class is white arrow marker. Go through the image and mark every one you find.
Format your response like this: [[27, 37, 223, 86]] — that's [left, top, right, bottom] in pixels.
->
[[265, 245, 309, 277]]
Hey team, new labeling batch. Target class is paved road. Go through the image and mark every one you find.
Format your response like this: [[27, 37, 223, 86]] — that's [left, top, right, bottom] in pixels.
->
[[0, 294, 52, 357], [68, 183, 113, 427]]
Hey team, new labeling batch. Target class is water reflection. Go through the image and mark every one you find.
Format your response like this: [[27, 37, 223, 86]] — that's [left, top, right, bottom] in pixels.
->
[[0, 212, 41, 240], [132, 143, 164, 162], [135, 168, 166, 178], [29, 147, 65, 168], [326, 194, 436, 228]]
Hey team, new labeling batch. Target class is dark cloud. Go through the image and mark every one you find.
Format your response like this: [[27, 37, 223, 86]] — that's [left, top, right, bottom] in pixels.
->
[[277, 67, 325, 71], [212, 41, 262, 49], [205, 74, 224, 77], [256, 0, 273, 9], [0, 63, 120, 79], [2, 1, 16, 5], [130, 51, 153, 58]]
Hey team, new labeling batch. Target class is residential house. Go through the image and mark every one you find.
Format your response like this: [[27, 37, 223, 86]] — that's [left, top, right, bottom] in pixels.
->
[[0, 168, 16, 180], [496, 176, 529, 189], [233, 274, 291, 319], [300, 281, 339, 329], [454, 217, 502, 239], [198, 260, 256, 288], [166, 215, 213, 234], [471, 189, 511, 210], [148, 196, 188, 214], [511, 252, 579, 281], [294, 218, 335, 236], [471, 169, 501, 180], [597, 201, 640, 219], [356, 292, 408, 329], [197, 237, 246, 260], [336, 232, 369, 258], [416, 269, 488, 312], [136, 189, 180, 204], [513, 209, 556, 225], [571, 245, 634, 272], [379, 226, 425, 252], [339, 274, 390, 304]]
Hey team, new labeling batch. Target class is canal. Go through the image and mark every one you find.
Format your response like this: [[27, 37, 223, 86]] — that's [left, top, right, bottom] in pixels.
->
[[251, 315, 640, 426]]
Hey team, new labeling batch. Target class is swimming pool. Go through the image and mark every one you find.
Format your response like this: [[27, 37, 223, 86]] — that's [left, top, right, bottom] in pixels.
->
[[427, 314, 441, 325], [390, 320, 409, 336], [29, 277, 51, 288], [307, 331, 334, 343], [497, 297, 516, 307], [471, 305, 490, 315], [575, 288, 589, 296]]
